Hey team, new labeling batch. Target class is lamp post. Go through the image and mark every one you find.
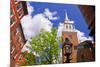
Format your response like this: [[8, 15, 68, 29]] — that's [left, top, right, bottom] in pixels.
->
[[63, 38, 72, 63]]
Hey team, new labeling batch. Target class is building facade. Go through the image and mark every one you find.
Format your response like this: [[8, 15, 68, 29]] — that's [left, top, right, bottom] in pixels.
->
[[77, 40, 94, 62], [62, 12, 78, 63], [10, 0, 28, 67], [79, 5, 95, 61], [79, 5, 95, 41]]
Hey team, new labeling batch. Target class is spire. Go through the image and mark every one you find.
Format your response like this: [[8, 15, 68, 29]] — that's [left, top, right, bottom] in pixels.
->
[[65, 11, 69, 20], [63, 11, 75, 32]]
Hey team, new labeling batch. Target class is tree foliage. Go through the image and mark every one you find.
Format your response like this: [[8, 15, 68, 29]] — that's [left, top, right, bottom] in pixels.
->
[[29, 28, 60, 64], [21, 51, 36, 66]]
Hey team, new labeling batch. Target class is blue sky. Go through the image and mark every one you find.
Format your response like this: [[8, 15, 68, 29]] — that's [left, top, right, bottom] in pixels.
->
[[29, 2, 90, 37]]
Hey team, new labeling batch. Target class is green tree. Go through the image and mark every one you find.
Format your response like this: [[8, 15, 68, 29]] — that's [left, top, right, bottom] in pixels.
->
[[29, 28, 60, 64], [21, 51, 36, 66]]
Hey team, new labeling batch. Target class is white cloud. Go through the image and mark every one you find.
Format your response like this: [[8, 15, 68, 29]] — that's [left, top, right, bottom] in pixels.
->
[[21, 15, 35, 40], [57, 23, 93, 43], [21, 13, 53, 40], [75, 29, 93, 43], [21, 3, 60, 40], [57, 22, 64, 37], [32, 13, 53, 32], [44, 8, 59, 20]]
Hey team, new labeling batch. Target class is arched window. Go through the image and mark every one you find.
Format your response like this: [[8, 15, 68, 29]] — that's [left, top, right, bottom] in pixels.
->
[[66, 25, 68, 29], [69, 25, 71, 29]]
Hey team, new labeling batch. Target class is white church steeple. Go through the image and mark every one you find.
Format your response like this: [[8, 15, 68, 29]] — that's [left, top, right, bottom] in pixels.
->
[[63, 11, 75, 32], [65, 11, 69, 21]]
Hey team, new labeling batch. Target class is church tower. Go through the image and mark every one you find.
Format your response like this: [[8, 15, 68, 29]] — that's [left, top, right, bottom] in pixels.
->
[[62, 12, 78, 63]]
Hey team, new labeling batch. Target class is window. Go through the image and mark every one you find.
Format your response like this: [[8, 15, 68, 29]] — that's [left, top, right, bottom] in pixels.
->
[[66, 25, 68, 29], [69, 25, 71, 29]]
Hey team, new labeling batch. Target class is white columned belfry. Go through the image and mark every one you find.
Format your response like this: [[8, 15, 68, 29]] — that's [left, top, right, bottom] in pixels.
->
[[63, 12, 75, 32]]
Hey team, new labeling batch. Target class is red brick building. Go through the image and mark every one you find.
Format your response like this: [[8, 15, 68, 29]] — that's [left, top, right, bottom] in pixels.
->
[[10, 0, 28, 67]]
